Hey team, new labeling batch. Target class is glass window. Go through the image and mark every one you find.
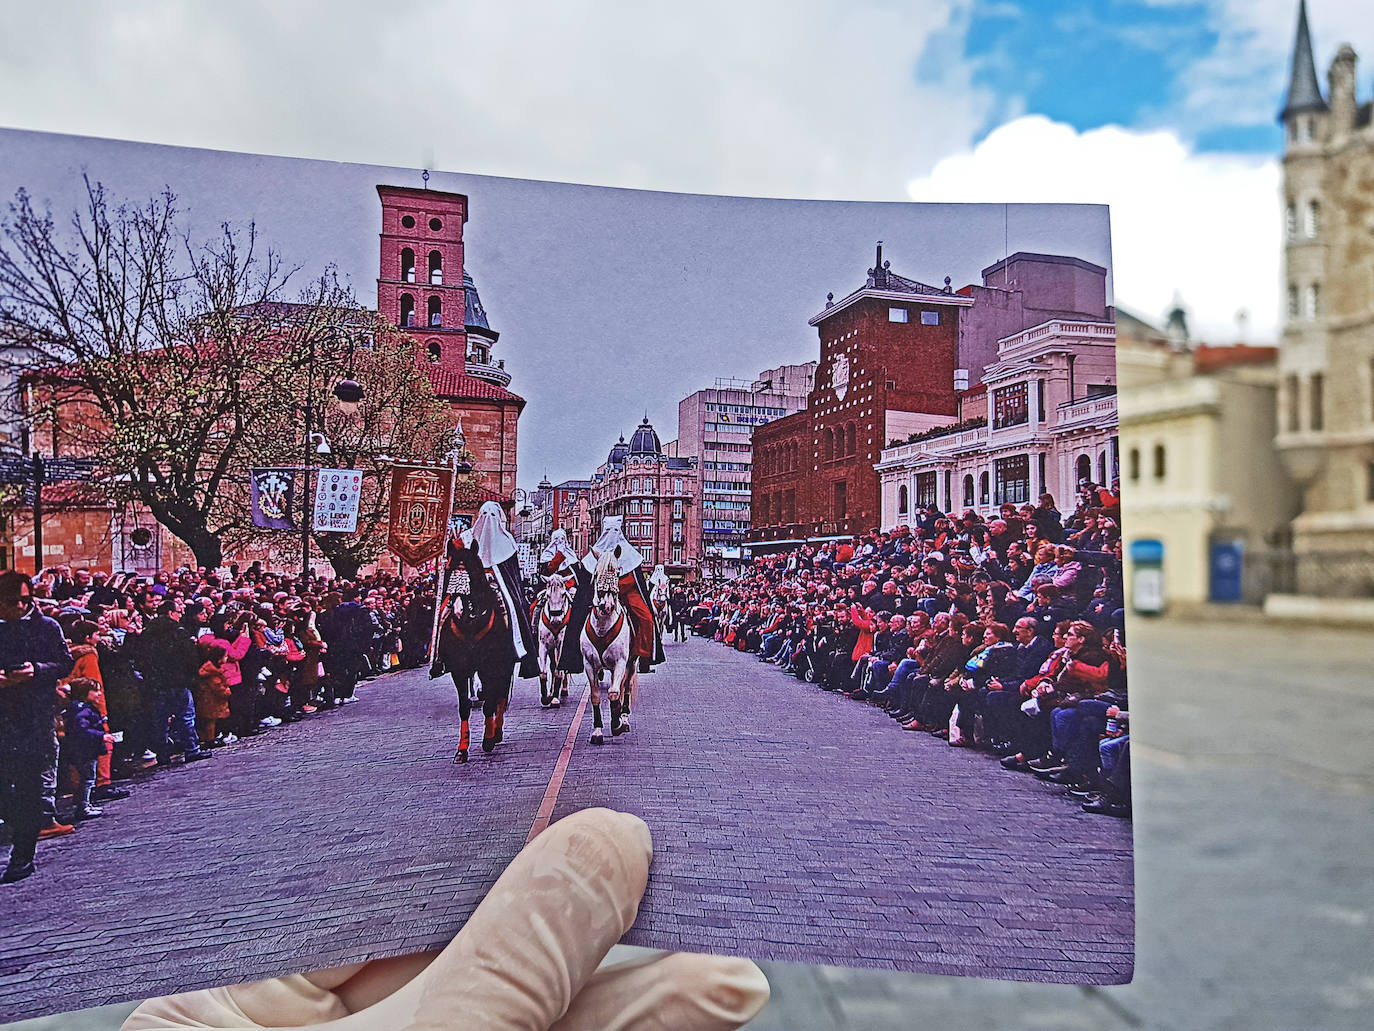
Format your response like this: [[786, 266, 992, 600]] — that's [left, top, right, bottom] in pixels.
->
[[921, 310, 940, 326], [993, 382, 1029, 429], [888, 307, 909, 323], [1310, 373, 1324, 431], [1153, 444, 1166, 480], [915, 473, 937, 509], [1304, 200, 1320, 238], [994, 455, 1030, 505]]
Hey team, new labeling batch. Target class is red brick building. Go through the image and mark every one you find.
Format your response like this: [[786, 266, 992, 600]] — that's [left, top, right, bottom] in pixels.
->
[[375, 186, 524, 500], [751, 246, 972, 547]]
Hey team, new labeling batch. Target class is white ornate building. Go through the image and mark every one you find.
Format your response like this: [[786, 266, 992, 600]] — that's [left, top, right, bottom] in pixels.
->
[[877, 318, 1118, 526]]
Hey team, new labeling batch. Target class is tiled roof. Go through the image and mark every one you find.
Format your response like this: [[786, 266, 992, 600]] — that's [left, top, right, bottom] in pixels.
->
[[426, 368, 525, 404], [1193, 345, 1278, 373]]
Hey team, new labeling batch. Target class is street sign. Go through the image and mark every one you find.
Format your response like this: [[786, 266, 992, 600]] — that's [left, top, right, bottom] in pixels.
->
[[0, 456, 33, 485], [44, 457, 98, 482]]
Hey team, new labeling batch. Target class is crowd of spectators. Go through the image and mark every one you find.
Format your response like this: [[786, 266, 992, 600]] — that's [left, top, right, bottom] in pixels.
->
[[1, 561, 437, 884], [681, 483, 1132, 821]]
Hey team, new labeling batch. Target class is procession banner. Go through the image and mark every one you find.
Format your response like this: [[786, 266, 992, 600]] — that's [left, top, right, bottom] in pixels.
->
[[312, 467, 363, 533], [249, 467, 298, 529], [386, 464, 454, 565]]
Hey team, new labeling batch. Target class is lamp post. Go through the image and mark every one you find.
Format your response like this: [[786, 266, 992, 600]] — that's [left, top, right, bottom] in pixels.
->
[[301, 330, 365, 582]]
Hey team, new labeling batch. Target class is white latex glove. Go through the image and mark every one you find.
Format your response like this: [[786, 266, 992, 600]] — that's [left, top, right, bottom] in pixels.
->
[[122, 808, 768, 1031]]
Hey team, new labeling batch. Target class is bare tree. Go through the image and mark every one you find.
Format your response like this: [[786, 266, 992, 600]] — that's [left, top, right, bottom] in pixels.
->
[[0, 177, 370, 568]]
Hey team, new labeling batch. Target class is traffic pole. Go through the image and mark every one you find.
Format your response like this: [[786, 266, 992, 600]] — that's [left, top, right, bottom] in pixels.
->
[[31, 456, 43, 575]]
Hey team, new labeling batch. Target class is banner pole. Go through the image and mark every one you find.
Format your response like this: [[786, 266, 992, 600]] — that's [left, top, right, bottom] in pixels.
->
[[428, 457, 459, 664]]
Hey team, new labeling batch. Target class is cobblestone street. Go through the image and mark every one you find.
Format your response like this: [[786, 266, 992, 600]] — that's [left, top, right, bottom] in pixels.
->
[[0, 633, 1132, 1021]]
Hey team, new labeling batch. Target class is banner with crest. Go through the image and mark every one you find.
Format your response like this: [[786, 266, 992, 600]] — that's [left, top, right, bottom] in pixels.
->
[[387, 465, 454, 565], [249, 468, 298, 529]]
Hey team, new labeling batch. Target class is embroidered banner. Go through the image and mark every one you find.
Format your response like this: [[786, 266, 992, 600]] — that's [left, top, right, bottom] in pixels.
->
[[313, 468, 364, 533], [386, 465, 454, 564], [249, 468, 298, 529]]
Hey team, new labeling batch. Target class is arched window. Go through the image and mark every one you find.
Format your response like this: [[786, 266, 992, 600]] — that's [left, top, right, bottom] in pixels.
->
[[1285, 203, 1297, 240], [962, 474, 974, 507], [1128, 447, 1140, 482], [428, 296, 442, 327], [823, 428, 834, 462], [1098, 451, 1108, 484], [1153, 444, 1166, 481], [1288, 284, 1299, 319], [399, 293, 415, 328], [1304, 200, 1320, 239], [846, 422, 857, 455], [897, 484, 909, 516], [429, 250, 443, 285], [979, 472, 990, 505], [401, 248, 415, 283], [1076, 454, 1092, 485], [426, 340, 441, 363], [1305, 282, 1320, 319]]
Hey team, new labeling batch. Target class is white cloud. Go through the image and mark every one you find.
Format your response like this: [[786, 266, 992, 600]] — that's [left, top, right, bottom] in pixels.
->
[[1159, 0, 1374, 136], [907, 115, 1282, 343], [0, 0, 993, 201]]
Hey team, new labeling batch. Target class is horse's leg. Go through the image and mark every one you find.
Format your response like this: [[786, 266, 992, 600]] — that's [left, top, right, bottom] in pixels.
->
[[453, 678, 471, 764], [616, 660, 633, 735], [589, 667, 604, 745]]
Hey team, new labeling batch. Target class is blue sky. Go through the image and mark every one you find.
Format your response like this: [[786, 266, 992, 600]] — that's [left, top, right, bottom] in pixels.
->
[[936, 0, 1283, 154]]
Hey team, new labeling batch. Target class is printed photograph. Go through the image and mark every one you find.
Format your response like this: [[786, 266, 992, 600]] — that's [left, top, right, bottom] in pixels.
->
[[0, 127, 1131, 1021]]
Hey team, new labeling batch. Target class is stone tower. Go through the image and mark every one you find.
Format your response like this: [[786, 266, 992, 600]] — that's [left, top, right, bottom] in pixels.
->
[[1274, 1, 1374, 590]]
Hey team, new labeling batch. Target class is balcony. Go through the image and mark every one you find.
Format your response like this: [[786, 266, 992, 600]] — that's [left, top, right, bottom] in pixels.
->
[[1055, 394, 1118, 431], [465, 354, 512, 387]]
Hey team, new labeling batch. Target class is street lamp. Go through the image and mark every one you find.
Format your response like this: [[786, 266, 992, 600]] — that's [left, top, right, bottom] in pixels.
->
[[301, 329, 365, 581]]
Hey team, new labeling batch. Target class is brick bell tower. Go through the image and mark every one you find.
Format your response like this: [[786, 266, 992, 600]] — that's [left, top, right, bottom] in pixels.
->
[[376, 184, 469, 377]]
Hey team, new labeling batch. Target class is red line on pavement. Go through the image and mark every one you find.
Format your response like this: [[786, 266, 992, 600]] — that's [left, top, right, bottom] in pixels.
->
[[526, 685, 590, 844]]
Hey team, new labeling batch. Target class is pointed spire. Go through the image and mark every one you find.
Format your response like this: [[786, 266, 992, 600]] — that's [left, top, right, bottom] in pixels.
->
[[1279, 0, 1328, 122]]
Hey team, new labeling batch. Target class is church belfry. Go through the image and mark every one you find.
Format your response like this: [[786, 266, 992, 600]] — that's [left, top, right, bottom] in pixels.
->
[[376, 185, 469, 377]]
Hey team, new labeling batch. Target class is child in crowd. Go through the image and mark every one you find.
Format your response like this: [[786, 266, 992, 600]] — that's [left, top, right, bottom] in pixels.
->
[[61, 677, 112, 821]]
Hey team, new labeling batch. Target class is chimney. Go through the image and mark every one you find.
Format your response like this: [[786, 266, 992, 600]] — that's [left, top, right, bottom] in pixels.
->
[[1328, 44, 1358, 134]]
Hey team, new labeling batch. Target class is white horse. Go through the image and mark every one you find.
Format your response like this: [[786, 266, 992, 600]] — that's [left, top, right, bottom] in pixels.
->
[[535, 573, 571, 708], [580, 548, 632, 745], [650, 577, 672, 636]]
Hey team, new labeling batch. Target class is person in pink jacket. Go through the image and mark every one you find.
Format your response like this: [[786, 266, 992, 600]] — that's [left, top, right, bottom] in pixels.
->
[[208, 610, 253, 744]]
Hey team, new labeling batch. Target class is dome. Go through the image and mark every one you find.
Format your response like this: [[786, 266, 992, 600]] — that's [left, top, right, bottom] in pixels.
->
[[628, 417, 661, 457], [607, 435, 629, 467], [463, 272, 499, 341]]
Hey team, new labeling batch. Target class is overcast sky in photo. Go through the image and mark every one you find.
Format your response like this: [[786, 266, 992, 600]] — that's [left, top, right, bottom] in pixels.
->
[[0, 128, 1108, 486], [1, 0, 1369, 480]]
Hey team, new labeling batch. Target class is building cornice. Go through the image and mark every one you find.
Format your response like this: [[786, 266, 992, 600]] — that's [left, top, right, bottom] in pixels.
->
[[808, 289, 973, 326]]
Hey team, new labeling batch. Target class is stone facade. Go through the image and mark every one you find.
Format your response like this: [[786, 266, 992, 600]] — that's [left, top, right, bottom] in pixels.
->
[[1116, 311, 1300, 606], [589, 419, 700, 576], [1275, 2, 1374, 592], [877, 318, 1119, 529]]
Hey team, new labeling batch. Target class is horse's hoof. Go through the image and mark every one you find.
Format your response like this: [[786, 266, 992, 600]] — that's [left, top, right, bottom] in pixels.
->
[[550, 696, 561, 708], [495, 728, 504, 744], [482, 736, 496, 754], [560, 690, 569, 700], [590, 729, 604, 745], [454, 749, 468, 764], [541, 697, 551, 707], [429, 663, 445, 680], [612, 718, 629, 736]]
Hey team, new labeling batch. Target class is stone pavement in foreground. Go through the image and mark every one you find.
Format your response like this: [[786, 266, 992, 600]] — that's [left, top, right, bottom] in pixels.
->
[[552, 636, 1133, 982], [0, 635, 1132, 1024]]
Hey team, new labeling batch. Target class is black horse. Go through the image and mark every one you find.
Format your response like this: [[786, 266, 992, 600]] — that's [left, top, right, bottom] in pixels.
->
[[431, 536, 517, 763]]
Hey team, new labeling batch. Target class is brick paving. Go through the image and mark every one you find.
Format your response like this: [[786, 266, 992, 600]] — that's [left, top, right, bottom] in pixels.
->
[[553, 636, 1134, 984], [0, 636, 1132, 1023]]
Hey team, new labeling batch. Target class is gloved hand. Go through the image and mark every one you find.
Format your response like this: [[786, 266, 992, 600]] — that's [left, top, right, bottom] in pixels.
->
[[122, 808, 768, 1030]]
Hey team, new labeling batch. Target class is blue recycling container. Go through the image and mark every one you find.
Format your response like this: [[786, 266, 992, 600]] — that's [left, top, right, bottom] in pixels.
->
[[1208, 539, 1244, 603]]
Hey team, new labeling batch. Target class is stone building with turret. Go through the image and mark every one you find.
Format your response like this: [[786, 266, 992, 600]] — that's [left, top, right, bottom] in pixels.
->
[[1274, 1, 1374, 595]]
